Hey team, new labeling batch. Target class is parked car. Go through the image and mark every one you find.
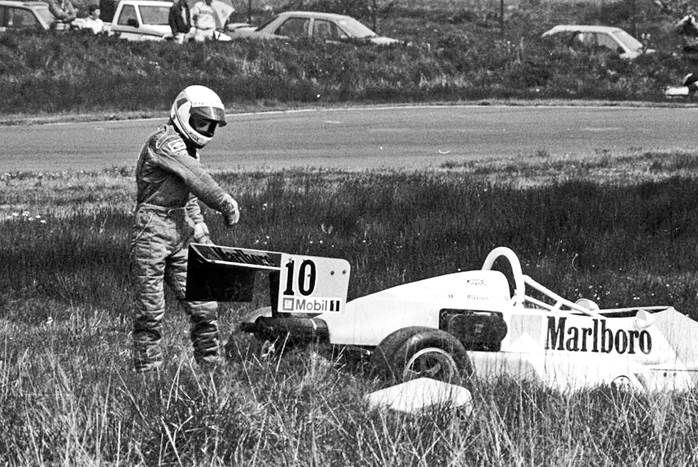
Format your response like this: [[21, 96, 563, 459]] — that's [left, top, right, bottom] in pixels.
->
[[104, 0, 171, 41], [105, 0, 232, 41], [542, 25, 655, 59], [228, 10, 400, 45], [0, 0, 55, 31]]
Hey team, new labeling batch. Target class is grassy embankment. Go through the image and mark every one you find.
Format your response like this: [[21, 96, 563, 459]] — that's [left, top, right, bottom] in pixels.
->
[[0, 0, 695, 120], [1, 150, 697, 464]]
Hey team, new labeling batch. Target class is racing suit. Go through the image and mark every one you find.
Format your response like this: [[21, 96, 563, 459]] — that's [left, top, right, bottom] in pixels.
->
[[129, 123, 237, 372]]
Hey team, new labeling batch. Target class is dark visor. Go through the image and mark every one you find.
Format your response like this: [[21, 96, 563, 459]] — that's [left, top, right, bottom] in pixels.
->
[[191, 106, 227, 126]]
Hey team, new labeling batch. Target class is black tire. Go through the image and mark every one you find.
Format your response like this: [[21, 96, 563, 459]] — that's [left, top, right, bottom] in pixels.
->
[[394, 329, 473, 384], [371, 326, 433, 382]]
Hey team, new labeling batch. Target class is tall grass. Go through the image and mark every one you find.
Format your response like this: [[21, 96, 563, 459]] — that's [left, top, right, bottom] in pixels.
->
[[1, 151, 697, 464]]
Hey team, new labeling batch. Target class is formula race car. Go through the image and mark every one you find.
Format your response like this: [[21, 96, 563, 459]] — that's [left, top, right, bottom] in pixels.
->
[[186, 244, 698, 392]]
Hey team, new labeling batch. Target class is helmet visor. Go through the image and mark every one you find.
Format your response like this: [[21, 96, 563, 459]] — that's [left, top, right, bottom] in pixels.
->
[[191, 106, 227, 126], [190, 114, 219, 138]]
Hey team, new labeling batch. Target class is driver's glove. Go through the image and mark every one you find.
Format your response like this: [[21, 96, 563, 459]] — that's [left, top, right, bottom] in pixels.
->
[[193, 222, 212, 244], [222, 194, 240, 226]]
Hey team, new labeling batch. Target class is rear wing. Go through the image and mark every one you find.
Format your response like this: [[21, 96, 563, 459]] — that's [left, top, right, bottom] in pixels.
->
[[186, 243, 351, 314]]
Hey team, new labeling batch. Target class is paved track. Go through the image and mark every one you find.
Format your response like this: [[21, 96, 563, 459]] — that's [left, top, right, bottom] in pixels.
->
[[3, 105, 697, 172]]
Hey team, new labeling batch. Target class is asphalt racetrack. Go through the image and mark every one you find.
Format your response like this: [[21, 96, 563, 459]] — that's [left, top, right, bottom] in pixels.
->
[[3, 105, 698, 172]]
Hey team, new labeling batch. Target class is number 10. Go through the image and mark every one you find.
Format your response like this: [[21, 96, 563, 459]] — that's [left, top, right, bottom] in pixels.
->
[[283, 259, 316, 296]]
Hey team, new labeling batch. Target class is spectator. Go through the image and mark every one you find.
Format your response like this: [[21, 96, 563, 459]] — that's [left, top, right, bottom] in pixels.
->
[[47, 0, 77, 24], [191, 0, 216, 42], [83, 4, 104, 34], [169, 0, 191, 44], [99, 0, 117, 22]]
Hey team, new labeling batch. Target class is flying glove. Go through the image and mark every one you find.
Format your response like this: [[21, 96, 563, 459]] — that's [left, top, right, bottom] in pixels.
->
[[222, 194, 240, 226]]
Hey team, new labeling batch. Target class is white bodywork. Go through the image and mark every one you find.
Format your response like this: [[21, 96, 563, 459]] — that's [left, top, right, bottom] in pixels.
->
[[228, 245, 698, 392], [365, 377, 473, 414], [316, 247, 698, 392], [665, 86, 691, 97], [665, 73, 698, 98]]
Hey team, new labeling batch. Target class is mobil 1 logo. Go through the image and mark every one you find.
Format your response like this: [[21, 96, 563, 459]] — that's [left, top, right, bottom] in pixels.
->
[[277, 253, 351, 314]]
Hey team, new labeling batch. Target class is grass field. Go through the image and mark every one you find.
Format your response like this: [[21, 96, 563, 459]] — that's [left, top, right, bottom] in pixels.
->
[[1, 149, 697, 464]]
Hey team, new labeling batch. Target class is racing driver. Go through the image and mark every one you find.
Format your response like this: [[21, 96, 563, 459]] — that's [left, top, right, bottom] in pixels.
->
[[129, 85, 239, 373]]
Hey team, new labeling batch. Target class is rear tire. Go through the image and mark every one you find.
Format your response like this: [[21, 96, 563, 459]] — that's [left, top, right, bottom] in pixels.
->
[[371, 326, 433, 382], [371, 327, 474, 385]]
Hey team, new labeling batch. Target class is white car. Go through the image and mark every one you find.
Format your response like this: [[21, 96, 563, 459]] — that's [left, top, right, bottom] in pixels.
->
[[187, 244, 698, 393], [228, 10, 400, 45], [0, 0, 55, 31], [106, 0, 232, 42], [542, 24, 654, 59]]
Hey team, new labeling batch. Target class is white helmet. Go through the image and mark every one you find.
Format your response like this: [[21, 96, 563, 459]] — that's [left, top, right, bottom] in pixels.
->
[[170, 85, 227, 148]]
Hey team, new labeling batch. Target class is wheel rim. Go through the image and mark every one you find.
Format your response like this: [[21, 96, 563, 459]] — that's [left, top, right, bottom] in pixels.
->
[[611, 375, 635, 391], [402, 347, 458, 382]]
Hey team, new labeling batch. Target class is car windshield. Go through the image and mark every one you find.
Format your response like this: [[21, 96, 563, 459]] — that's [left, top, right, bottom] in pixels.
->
[[34, 6, 56, 25], [256, 15, 278, 31], [611, 30, 643, 51], [138, 5, 170, 25], [336, 17, 376, 39]]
